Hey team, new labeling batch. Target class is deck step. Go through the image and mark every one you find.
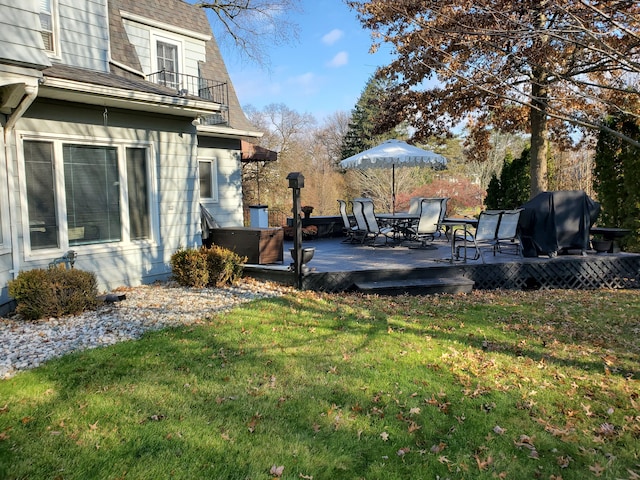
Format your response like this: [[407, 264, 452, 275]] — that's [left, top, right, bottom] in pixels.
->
[[354, 276, 474, 296]]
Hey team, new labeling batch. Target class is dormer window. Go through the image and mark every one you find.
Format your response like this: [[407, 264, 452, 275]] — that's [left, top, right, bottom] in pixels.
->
[[39, 0, 56, 53]]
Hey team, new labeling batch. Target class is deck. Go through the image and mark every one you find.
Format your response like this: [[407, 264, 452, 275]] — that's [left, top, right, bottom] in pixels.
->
[[243, 235, 640, 294]]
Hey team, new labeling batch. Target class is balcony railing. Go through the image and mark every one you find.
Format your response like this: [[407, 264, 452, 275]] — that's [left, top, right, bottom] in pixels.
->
[[147, 70, 229, 125]]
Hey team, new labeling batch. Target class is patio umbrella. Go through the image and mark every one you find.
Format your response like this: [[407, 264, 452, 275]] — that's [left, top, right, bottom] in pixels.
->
[[339, 139, 447, 214]]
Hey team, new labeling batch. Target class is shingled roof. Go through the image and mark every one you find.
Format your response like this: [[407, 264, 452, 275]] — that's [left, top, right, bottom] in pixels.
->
[[104, 0, 257, 133]]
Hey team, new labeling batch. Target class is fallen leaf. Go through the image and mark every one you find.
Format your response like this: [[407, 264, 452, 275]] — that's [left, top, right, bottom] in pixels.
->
[[89, 421, 98, 431], [380, 431, 389, 442], [270, 465, 284, 477], [588, 462, 605, 477], [430, 442, 446, 453], [397, 447, 410, 457], [409, 407, 421, 415], [408, 421, 421, 433], [493, 425, 506, 435], [299, 474, 313, 480], [474, 454, 493, 471]]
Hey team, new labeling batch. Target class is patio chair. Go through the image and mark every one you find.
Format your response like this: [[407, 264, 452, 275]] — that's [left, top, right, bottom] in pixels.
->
[[350, 199, 370, 244], [453, 210, 501, 262], [338, 199, 361, 243], [407, 198, 443, 247], [407, 197, 425, 215], [361, 200, 395, 246], [436, 197, 450, 238], [495, 209, 523, 256]]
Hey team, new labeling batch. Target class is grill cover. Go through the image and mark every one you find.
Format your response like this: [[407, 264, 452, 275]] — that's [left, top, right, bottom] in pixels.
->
[[519, 191, 600, 257]]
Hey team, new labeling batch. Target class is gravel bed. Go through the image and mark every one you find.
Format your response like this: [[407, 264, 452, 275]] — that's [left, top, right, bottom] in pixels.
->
[[0, 279, 294, 379]]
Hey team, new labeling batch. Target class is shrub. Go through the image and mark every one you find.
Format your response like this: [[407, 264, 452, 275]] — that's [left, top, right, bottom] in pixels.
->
[[203, 245, 247, 287], [170, 248, 208, 288], [8, 268, 98, 320]]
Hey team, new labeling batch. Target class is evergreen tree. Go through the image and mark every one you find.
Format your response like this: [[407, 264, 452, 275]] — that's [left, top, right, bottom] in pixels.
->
[[484, 149, 530, 209], [340, 74, 401, 160], [594, 113, 640, 251]]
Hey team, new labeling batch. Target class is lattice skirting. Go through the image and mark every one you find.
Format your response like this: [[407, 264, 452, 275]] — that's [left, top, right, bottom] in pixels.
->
[[299, 255, 640, 292], [465, 256, 640, 290]]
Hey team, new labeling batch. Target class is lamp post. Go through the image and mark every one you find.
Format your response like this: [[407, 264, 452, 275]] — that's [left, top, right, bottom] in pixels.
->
[[286, 172, 304, 289]]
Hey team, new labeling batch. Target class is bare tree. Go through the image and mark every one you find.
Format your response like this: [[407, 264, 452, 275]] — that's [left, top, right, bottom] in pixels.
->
[[349, 0, 640, 196], [195, 0, 301, 66]]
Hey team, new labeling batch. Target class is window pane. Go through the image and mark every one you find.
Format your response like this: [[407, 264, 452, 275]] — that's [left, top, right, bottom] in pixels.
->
[[126, 148, 150, 240], [199, 161, 212, 198], [157, 41, 178, 89], [63, 145, 121, 245], [39, 1, 53, 52], [24, 140, 59, 249]]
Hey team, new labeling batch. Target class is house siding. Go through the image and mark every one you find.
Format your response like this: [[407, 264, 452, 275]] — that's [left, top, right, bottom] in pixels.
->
[[57, 0, 110, 71], [197, 137, 243, 227], [123, 18, 207, 78], [0, 0, 52, 69], [0, 0, 261, 313], [10, 99, 202, 293]]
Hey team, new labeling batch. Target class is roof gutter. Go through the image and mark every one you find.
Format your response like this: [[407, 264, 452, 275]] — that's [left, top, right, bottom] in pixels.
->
[[40, 76, 223, 117]]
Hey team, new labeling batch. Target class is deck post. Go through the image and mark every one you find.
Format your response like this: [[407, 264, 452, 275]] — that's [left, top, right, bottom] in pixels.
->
[[287, 172, 305, 289]]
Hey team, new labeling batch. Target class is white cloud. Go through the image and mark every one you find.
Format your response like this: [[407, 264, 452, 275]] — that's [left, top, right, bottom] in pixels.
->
[[327, 51, 348, 68], [288, 72, 319, 93], [322, 29, 344, 45]]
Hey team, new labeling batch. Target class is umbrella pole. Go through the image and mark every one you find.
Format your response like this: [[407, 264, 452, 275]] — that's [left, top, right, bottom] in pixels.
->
[[392, 164, 396, 215]]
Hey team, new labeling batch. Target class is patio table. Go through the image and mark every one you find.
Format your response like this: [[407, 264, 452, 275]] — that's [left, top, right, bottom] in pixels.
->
[[376, 212, 420, 240], [439, 218, 478, 263]]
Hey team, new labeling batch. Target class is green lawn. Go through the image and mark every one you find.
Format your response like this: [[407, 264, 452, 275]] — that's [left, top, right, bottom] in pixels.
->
[[1, 289, 639, 479]]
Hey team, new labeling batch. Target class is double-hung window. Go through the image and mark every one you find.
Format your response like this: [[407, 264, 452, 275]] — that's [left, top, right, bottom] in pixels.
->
[[39, 0, 56, 53], [23, 139, 153, 251], [156, 40, 179, 90]]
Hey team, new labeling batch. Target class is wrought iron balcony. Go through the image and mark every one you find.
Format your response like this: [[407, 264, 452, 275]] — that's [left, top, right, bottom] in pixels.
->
[[147, 70, 229, 125]]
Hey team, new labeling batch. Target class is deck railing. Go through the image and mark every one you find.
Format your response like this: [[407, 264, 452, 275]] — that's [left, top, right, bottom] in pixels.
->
[[147, 70, 229, 125]]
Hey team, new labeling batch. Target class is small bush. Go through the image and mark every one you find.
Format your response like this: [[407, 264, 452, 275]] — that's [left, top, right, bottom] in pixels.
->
[[203, 245, 247, 287], [8, 268, 98, 320], [170, 248, 208, 288]]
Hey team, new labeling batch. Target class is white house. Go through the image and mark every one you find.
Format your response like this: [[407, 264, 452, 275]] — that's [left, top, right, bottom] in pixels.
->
[[0, 0, 262, 312]]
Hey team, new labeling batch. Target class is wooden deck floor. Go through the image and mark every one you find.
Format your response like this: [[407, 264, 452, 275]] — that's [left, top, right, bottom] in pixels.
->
[[243, 236, 640, 293]]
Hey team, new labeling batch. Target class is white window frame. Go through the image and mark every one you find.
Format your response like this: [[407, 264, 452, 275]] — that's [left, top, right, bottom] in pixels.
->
[[198, 158, 218, 202], [39, 0, 61, 57], [17, 132, 158, 259], [0, 147, 10, 254], [150, 33, 184, 87]]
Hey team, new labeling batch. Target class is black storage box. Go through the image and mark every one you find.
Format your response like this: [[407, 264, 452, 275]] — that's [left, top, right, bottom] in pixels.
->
[[210, 227, 284, 264]]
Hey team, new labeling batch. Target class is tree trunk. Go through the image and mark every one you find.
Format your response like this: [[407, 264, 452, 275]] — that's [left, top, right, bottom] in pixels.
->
[[529, 79, 549, 198]]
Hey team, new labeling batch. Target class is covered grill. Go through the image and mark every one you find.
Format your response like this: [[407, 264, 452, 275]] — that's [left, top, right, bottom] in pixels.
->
[[519, 191, 600, 257]]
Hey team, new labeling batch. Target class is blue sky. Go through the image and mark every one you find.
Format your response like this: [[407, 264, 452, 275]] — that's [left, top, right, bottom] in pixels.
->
[[199, 0, 394, 121]]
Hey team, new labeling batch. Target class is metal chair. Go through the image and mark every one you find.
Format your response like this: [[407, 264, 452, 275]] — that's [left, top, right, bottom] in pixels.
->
[[350, 199, 370, 244], [436, 197, 449, 238], [495, 209, 523, 256], [407, 197, 425, 215], [453, 210, 501, 262], [361, 200, 395, 246], [338, 200, 361, 243], [408, 198, 442, 247]]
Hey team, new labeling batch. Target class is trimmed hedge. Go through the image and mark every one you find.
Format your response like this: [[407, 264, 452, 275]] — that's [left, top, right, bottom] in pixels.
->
[[8, 268, 98, 320], [170, 246, 247, 288]]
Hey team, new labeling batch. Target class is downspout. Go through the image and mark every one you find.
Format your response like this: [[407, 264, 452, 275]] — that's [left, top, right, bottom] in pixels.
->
[[3, 84, 38, 279]]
